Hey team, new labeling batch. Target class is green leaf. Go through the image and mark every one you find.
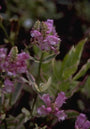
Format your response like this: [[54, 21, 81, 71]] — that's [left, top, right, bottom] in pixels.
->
[[34, 77, 52, 92], [58, 80, 78, 97], [82, 76, 90, 98], [52, 59, 62, 80], [29, 54, 56, 64], [42, 54, 56, 63], [41, 61, 52, 80], [73, 59, 90, 80], [6, 114, 25, 129], [60, 39, 87, 80], [65, 110, 79, 119], [21, 108, 30, 122], [11, 83, 22, 105]]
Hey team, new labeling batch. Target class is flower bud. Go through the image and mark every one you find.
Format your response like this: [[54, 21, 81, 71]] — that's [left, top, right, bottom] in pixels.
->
[[34, 20, 40, 31]]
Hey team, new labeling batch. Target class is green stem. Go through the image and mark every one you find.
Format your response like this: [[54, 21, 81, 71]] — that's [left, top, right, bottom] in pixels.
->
[[9, 93, 12, 106], [37, 52, 44, 83], [0, 22, 14, 46], [31, 93, 37, 117], [31, 52, 44, 116]]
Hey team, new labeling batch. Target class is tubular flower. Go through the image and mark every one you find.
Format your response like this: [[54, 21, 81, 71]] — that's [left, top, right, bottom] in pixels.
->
[[75, 113, 90, 129], [31, 19, 60, 53], [37, 92, 67, 121]]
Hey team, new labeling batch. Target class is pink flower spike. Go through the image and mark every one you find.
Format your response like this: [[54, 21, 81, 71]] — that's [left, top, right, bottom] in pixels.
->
[[55, 92, 67, 108], [30, 19, 60, 53], [4, 50, 30, 76]]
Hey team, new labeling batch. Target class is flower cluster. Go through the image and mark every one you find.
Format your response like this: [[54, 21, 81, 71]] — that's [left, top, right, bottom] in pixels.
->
[[75, 113, 90, 129], [31, 19, 60, 53], [37, 92, 67, 121], [0, 47, 29, 94], [0, 47, 30, 76]]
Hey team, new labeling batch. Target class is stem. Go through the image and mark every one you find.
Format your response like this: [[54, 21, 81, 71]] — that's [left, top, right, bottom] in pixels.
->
[[36, 52, 44, 83], [0, 22, 14, 46], [9, 93, 12, 106], [31, 52, 44, 116], [31, 93, 37, 117]]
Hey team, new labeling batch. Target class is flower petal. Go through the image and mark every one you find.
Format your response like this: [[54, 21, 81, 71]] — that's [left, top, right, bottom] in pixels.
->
[[83, 120, 90, 129], [75, 113, 87, 129], [55, 92, 67, 108], [31, 30, 41, 37], [40, 94, 51, 106], [54, 110, 67, 121], [37, 105, 52, 116]]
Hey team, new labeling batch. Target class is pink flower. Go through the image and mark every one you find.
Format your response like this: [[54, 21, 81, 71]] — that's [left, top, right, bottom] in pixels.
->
[[0, 47, 30, 75], [31, 30, 41, 38], [31, 19, 60, 53], [0, 48, 7, 70], [43, 35, 60, 52], [37, 92, 67, 121], [75, 113, 90, 129], [0, 47, 30, 95], [5, 51, 30, 76], [0, 48, 7, 59], [45, 19, 54, 34], [2, 78, 14, 93]]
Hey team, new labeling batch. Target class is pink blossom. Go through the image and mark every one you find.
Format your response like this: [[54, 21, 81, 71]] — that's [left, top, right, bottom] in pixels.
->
[[0, 47, 30, 75], [45, 19, 54, 34], [0, 47, 30, 95], [31, 30, 41, 38], [43, 35, 60, 52], [75, 113, 90, 129], [55, 92, 67, 108], [3, 78, 14, 93], [40, 94, 51, 106], [0, 48, 7, 71], [4, 51, 30, 76], [31, 19, 60, 53], [37, 92, 67, 121], [37, 105, 52, 115], [0, 48, 7, 59]]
